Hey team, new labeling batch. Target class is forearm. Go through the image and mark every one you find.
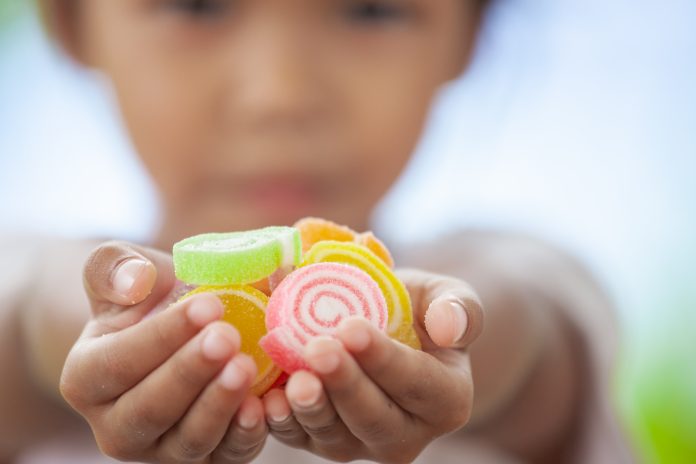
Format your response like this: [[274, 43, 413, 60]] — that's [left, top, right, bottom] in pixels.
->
[[19, 239, 98, 401], [460, 251, 582, 461], [402, 231, 616, 461], [466, 282, 581, 461], [0, 237, 97, 456]]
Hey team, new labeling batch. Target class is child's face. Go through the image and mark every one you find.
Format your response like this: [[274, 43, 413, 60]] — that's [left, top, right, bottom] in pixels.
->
[[74, 0, 481, 240]]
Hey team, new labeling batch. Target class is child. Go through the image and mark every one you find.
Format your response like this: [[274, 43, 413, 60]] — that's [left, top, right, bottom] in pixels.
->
[[0, 0, 633, 462]]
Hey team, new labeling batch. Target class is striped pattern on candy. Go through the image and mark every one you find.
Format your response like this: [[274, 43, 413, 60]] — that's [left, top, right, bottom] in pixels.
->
[[260, 262, 388, 373], [294, 217, 394, 268], [179, 285, 282, 397], [302, 241, 420, 350], [354, 231, 394, 268], [173, 226, 301, 285], [294, 217, 355, 253]]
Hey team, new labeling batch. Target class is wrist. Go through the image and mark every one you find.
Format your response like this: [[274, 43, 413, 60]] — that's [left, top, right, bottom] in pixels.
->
[[466, 283, 550, 427]]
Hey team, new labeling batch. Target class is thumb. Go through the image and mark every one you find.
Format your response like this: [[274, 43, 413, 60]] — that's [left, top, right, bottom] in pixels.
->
[[83, 241, 175, 321], [397, 269, 484, 350]]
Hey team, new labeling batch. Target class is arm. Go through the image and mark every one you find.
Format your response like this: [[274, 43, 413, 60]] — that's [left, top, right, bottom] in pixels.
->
[[0, 236, 97, 460], [2, 238, 267, 464], [402, 230, 634, 462]]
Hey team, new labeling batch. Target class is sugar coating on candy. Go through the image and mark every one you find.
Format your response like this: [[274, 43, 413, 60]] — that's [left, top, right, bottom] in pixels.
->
[[260, 262, 387, 373], [302, 240, 420, 350], [294, 217, 394, 267], [294, 217, 356, 252], [179, 285, 282, 396], [355, 231, 395, 268], [173, 226, 301, 285]]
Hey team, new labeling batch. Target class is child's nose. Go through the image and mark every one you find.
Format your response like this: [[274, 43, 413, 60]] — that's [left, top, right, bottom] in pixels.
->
[[230, 25, 329, 132]]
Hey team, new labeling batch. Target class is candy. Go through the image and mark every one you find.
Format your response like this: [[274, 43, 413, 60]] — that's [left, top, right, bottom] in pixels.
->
[[173, 226, 302, 286], [180, 285, 282, 396], [294, 217, 394, 268], [294, 217, 355, 253], [260, 262, 388, 373], [302, 241, 420, 350], [354, 231, 395, 268]]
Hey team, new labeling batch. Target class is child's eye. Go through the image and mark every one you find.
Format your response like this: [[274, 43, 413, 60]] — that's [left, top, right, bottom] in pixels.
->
[[163, 0, 234, 18], [344, 1, 407, 24]]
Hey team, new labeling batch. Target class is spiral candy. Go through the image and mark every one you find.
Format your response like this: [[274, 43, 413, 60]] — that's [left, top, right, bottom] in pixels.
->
[[302, 241, 420, 350], [260, 262, 388, 373]]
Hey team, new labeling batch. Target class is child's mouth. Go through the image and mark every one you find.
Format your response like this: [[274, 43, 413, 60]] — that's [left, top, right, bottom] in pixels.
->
[[241, 176, 323, 216]]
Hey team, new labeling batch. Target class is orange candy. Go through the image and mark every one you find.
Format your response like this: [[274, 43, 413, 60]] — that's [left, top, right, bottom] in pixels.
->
[[294, 217, 394, 268], [294, 217, 356, 252], [355, 231, 395, 268], [179, 285, 282, 397]]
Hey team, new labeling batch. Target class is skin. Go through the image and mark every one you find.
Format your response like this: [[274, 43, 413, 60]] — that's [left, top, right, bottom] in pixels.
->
[[0, 0, 634, 462], [63, 0, 479, 245], [58, 243, 484, 463]]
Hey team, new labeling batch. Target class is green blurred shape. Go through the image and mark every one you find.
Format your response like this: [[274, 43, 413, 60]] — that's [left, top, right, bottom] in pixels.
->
[[0, 0, 28, 32], [619, 280, 696, 463]]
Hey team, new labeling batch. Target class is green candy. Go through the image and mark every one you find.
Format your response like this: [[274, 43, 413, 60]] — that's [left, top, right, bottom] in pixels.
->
[[173, 226, 302, 285]]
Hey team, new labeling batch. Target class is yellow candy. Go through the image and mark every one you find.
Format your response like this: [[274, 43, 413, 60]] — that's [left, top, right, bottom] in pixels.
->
[[302, 241, 421, 350], [180, 285, 282, 396], [294, 217, 395, 268], [294, 217, 356, 253], [354, 231, 395, 268]]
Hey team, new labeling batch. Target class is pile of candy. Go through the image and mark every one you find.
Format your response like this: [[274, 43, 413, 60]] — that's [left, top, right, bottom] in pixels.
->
[[173, 218, 420, 396]]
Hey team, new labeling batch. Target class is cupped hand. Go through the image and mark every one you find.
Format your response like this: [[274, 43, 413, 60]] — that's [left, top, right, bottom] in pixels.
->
[[262, 269, 483, 463], [60, 241, 268, 463]]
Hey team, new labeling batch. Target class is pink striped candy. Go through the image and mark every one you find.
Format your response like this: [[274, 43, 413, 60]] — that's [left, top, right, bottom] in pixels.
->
[[260, 262, 387, 373]]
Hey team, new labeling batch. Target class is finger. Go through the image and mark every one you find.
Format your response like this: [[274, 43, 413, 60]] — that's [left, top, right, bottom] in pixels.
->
[[158, 355, 256, 463], [335, 317, 473, 430], [83, 241, 177, 332], [62, 293, 224, 405], [213, 395, 268, 463], [397, 269, 483, 349], [303, 336, 409, 448], [263, 388, 308, 449], [103, 321, 240, 452], [285, 370, 361, 455]]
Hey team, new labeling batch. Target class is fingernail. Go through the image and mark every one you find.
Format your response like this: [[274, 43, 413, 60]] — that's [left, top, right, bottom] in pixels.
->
[[264, 390, 291, 423], [112, 259, 148, 299], [220, 358, 248, 390], [338, 318, 371, 352], [270, 411, 290, 423], [238, 407, 259, 430], [449, 298, 469, 343], [202, 327, 237, 361], [291, 376, 322, 409], [187, 296, 223, 326], [269, 411, 290, 424], [305, 339, 341, 374]]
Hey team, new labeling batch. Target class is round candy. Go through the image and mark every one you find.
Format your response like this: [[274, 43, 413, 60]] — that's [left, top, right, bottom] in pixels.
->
[[354, 231, 394, 268], [302, 241, 420, 350], [180, 285, 282, 397], [260, 262, 388, 373], [173, 226, 302, 285], [294, 217, 356, 253], [294, 217, 394, 267]]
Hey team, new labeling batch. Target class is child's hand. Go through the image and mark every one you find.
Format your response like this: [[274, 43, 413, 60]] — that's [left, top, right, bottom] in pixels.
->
[[262, 269, 483, 463], [60, 242, 267, 463]]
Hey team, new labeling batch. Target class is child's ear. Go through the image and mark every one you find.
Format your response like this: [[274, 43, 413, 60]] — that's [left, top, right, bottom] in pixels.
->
[[40, 0, 95, 68]]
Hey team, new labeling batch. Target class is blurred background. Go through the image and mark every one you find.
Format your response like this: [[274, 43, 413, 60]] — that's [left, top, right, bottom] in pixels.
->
[[1, 0, 694, 462]]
